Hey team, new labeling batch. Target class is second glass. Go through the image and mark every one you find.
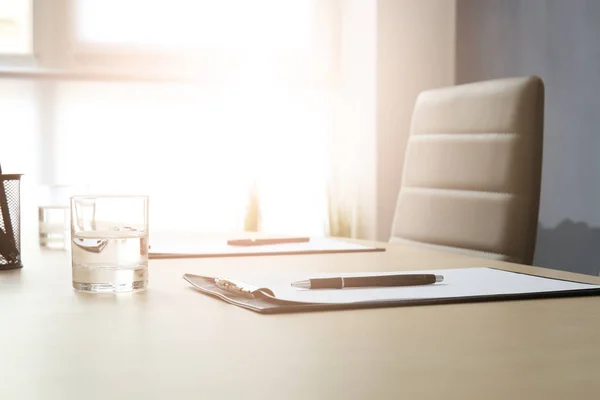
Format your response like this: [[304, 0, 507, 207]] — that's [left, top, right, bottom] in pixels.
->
[[70, 195, 149, 293], [38, 185, 87, 250]]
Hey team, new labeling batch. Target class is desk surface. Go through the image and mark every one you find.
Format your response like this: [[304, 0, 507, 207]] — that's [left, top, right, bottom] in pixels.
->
[[2, 239, 600, 400]]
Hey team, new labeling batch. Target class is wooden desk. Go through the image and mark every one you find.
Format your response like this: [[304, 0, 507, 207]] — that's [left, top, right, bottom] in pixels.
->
[[1, 240, 600, 399]]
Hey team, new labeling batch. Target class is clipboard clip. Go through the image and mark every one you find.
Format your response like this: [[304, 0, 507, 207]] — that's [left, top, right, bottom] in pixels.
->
[[214, 278, 274, 299]]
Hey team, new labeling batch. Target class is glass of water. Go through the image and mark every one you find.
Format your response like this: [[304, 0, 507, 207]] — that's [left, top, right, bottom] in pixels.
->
[[70, 195, 149, 293], [38, 185, 87, 250]]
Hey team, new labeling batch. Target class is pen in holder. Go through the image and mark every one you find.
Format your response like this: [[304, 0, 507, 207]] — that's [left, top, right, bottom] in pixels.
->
[[0, 172, 23, 270]]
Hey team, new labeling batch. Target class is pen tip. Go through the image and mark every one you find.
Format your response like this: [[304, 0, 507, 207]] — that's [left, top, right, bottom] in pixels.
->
[[291, 280, 310, 289], [435, 275, 444, 283]]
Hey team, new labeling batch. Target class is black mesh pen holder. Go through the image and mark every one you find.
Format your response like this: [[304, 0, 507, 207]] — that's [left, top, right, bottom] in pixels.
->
[[0, 174, 22, 270]]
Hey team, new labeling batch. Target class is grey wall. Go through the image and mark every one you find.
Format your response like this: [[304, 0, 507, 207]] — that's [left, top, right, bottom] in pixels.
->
[[457, 0, 600, 275]]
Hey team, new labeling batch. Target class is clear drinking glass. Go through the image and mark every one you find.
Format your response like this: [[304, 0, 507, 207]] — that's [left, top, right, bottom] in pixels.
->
[[70, 195, 149, 293], [38, 185, 87, 250]]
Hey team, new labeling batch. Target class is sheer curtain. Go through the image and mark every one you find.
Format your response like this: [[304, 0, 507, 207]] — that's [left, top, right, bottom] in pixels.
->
[[0, 79, 40, 245], [51, 79, 332, 235], [48, 0, 336, 236], [0, 0, 378, 241]]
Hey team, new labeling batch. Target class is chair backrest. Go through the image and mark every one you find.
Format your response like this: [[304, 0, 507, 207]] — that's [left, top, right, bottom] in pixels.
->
[[390, 76, 544, 265]]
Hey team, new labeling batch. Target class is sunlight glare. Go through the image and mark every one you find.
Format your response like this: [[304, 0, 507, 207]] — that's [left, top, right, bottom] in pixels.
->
[[76, 0, 315, 52]]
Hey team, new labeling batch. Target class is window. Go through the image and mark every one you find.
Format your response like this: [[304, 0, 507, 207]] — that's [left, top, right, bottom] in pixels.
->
[[1, 0, 339, 236], [67, 0, 329, 78], [64, 0, 332, 234], [74, 0, 315, 53], [0, 0, 32, 55]]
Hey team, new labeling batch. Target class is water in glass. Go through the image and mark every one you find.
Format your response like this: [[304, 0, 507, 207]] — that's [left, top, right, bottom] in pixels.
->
[[71, 228, 148, 292]]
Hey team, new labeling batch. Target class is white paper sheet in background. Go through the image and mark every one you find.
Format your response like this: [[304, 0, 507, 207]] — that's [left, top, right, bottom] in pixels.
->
[[240, 268, 600, 304], [150, 237, 380, 257]]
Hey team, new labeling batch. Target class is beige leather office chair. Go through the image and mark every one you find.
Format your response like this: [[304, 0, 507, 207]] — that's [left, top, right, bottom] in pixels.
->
[[390, 76, 544, 265]]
